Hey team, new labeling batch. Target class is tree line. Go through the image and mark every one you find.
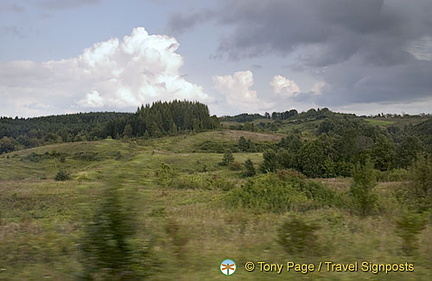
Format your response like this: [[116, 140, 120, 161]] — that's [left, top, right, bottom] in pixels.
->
[[259, 116, 432, 178], [0, 100, 219, 154]]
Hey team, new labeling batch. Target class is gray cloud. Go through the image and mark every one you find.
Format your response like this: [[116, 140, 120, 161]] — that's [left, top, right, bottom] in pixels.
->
[[172, 0, 432, 67], [307, 60, 432, 106], [169, 0, 432, 111], [168, 10, 215, 34]]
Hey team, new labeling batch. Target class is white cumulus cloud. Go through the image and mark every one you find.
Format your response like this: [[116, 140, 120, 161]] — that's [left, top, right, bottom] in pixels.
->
[[0, 27, 209, 117], [213, 70, 271, 112], [270, 75, 301, 97]]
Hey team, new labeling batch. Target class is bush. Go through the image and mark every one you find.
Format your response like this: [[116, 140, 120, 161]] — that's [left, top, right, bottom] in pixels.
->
[[170, 175, 207, 190], [277, 215, 321, 256], [350, 159, 377, 217], [54, 170, 70, 181], [78, 178, 151, 280], [376, 168, 409, 182], [226, 173, 309, 213], [228, 161, 242, 171], [242, 159, 256, 177], [226, 172, 339, 213], [408, 153, 432, 209], [395, 212, 427, 255], [220, 150, 234, 166]]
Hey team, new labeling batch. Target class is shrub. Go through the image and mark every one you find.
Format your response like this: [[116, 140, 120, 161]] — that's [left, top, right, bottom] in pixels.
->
[[220, 150, 234, 166], [408, 153, 432, 210], [226, 173, 310, 213], [228, 161, 242, 171], [350, 159, 377, 217], [54, 170, 70, 181], [395, 212, 427, 255], [226, 172, 339, 213], [78, 179, 151, 280], [277, 215, 321, 256], [242, 159, 256, 177]]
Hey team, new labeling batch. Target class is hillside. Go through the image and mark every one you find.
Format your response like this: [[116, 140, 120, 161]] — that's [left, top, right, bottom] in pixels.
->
[[1, 129, 431, 280]]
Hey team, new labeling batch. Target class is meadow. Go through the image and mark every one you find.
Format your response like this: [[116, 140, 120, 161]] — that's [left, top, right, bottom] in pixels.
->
[[0, 130, 431, 280]]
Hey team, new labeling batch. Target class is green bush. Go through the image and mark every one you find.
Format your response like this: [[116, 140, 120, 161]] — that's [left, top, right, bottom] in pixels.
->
[[54, 170, 70, 181], [170, 175, 207, 189], [376, 168, 409, 182], [228, 161, 242, 171], [226, 173, 309, 213], [242, 159, 256, 177], [220, 150, 234, 166], [277, 215, 321, 256], [395, 212, 427, 255], [78, 179, 151, 280], [350, 159, 377, 217], [226, 172, 339, 213], [408, 153, 432, 210]]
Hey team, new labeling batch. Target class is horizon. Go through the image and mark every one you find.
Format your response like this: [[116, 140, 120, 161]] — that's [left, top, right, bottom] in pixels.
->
[[2, 103, 431, 120]]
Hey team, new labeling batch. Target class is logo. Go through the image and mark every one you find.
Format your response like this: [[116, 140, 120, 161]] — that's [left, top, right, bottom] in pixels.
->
[[220, 259, 237, 276]]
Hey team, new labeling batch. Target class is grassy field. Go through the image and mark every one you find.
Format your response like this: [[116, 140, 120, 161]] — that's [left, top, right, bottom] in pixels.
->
[[0, 131, 431, 280]]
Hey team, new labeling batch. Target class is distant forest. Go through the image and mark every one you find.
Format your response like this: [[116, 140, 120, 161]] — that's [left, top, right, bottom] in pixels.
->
[[1, 101, 432, 179], [0, 100, 219, 153]]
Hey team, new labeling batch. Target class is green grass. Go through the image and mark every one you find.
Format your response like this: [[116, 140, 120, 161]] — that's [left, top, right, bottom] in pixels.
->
[[0, 132, 431, 280], [365, 119, 395, 126]]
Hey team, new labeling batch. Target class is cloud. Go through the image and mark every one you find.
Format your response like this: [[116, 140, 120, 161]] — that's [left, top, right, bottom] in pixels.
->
[[210, 0, 432, 66], [0, 27, 209, 117], [270, 75, 300, 97], [173, 0, 431, 67], [213, 70, 271, 112], [77, 90, 104, 108], [168, 10, 215, 34], [170, 0, 432, 112]]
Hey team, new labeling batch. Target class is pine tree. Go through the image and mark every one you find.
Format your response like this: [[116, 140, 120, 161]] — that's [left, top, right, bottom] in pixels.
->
[[220, 150, 234, 166], [243, 159, 256, 177]]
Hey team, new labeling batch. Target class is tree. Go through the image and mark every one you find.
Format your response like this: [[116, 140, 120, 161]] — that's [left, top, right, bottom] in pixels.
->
[[243, 159, 256, 177], [350, 158, 377, 217], [395, 136, 423, 168], [371, 135, 395, 171], [395, 213, 427, 255], [408, 153, 432, 210], [220, 150, 234, 166], [79, 178, 150, 280], [0, 137, 17, 154], [260, 149, 280, 173], [238, 136, 248, 152], [296, 140, 328, 178], [122, 124, 133, 138]]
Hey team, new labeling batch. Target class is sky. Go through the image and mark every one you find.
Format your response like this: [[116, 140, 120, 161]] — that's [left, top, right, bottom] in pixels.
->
[[1, 0, 431, 118]]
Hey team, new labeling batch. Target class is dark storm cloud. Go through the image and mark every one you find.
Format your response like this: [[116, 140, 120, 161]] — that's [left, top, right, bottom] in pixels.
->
[[168, 10, 215, 34], [217, 0, 432, 66], [169, 0, 432, 108], [309, 59, 432, 106], [171, 0, 431, 67], [37, 0, 101, 10]]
